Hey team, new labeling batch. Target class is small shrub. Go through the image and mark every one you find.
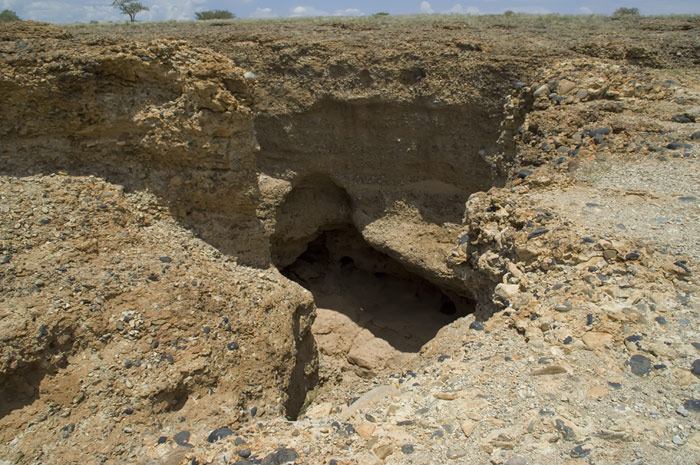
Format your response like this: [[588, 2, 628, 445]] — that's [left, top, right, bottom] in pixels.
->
[[195, 10, 235, 20], [0, 9, 20, 22], [503, 10, 515, 17], [612, 7, 640, 17]]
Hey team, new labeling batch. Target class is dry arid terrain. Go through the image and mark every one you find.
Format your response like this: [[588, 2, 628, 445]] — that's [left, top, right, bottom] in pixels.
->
[[0, 14, 699, 465]]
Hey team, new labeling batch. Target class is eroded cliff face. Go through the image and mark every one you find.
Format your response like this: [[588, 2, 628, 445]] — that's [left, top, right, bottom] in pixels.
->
[[255, 98, 507, 290], [0, 23, 265, 265], [0, 22, 317, 463], [0, 23, 520, 462]]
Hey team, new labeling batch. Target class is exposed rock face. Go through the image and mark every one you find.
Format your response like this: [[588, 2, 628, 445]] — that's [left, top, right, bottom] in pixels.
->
[[0, 22, 317, 463], [255, 98, 508, 294], [1, 17, 700, 465], [0, 23, 264, 265]]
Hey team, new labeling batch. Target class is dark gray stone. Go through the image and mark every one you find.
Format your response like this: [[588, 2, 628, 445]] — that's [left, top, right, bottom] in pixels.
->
[[517, 168, 534, 179], [173, 430, 191, 446], [469, 320, 484, 331], [207, 427, 234, 443], [555, 419, 576, 441], [628, 354, 652, 376], [668, 142, 692, 150], [227, 342, 240, 350], [262, 448, 298, 465], [692, 359, 700, 377], [674, 261, 691, 274], [570, 445, 591, 458], [527, 227, 549, 240], [590, 127, 611, 137]]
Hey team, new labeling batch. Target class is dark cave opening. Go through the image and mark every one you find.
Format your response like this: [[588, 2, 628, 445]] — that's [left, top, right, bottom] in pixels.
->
[[271, 174, 478, 418], [280, 225, 474, 355]]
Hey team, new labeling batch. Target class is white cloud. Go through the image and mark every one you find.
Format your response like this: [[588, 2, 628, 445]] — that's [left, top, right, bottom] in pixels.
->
[[250, 7, 276, 18], [22, 0, 213, 23], [334, 8, 363, 16], [290, 5, 327, 17], [140, 0, 207, 22], [1, 0, 18, 10], [446, 4, 480, 14], [420, 1, 434, 14], [579, 6, 593, 14], [23, 1, 121, 23], [504, 6, 552, 14]]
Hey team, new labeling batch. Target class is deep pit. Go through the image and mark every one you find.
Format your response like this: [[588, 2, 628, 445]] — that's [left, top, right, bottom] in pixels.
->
[[258, 100, 499, 383], [280, 225, 474, 376]]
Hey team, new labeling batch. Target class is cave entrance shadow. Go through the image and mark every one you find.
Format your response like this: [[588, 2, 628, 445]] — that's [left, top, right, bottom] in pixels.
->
[[280, 225, 474, 354], [0, 367, 47, 420]]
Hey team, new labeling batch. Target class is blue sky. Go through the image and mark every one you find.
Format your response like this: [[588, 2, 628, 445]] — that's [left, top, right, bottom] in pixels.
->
[[1, 0, 698, 23]]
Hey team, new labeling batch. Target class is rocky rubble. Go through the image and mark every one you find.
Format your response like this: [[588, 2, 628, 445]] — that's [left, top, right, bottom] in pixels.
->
[[133, 47, 700, 465], [0, 173, 316, 464], [0, 18, 699, 465], [0, 23, 317, 464]]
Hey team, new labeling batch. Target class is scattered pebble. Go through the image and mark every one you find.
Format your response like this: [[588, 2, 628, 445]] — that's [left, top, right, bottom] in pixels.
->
[[262, 448, 298, 465], [527, 227, 550, 240], [627, 354, 652, 376], [173, 431, 191, 446], [570, 445, 591, 458], [469, 320, 484, 331], [691, 359, 700, 377], [207, 427, 234, 443]]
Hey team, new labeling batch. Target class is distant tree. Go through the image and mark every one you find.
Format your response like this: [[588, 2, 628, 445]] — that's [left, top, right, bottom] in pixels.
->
[[612, 7, 640, 17], [503, 10, 515, 17], [195, 10, 235, 20], [0, 9, 21, 22], [373, 12, 390, 16], [111, 0, 149, 22]]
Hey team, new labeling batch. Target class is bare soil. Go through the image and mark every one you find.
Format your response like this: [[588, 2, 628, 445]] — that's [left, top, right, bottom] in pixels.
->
[[0, 15, 699, 465]]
